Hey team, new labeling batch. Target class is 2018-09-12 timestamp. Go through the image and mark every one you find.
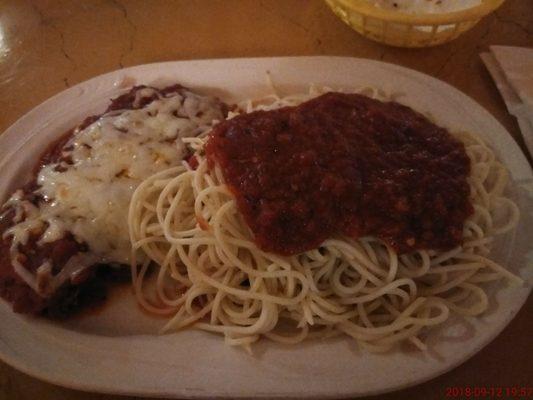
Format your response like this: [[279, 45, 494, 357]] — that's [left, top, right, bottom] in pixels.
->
[[445, 386, 533, 398]]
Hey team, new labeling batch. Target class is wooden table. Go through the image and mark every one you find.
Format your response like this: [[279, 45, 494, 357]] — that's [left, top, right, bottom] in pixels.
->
[[0, 1, 531, 399]]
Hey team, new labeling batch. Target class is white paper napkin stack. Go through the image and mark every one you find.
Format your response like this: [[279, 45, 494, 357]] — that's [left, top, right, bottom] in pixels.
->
[[481, 46, 533, 157]]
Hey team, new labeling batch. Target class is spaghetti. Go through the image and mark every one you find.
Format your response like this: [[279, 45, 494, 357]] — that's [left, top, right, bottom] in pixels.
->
[[128, 90, 521, 352]]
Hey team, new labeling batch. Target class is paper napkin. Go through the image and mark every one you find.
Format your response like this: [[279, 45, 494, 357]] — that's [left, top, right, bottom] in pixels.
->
[[481, 46, 533, 156]]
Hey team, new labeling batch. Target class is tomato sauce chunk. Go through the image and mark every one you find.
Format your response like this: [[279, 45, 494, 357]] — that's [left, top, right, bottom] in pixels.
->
[[206, 92, 472, 255]]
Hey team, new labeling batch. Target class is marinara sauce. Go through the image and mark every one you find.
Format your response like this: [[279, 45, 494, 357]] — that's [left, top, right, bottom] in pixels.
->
[[206, 92, 472, 255]]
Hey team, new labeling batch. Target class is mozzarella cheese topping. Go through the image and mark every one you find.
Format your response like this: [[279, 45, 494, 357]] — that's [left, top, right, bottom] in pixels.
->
[[2, 86, 225, 296], [370, 0, 481, 13]]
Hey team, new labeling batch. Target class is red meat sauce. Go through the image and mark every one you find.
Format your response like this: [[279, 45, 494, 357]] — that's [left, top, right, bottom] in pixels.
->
[[0, 85, 192, 317], [206, 92, 473, 256]]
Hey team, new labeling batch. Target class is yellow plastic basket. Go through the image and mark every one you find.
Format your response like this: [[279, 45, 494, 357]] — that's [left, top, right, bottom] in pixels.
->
[[325, 0, 505, 47]]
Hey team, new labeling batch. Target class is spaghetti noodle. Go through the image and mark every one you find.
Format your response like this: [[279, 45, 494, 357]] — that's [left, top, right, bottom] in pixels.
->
[[128, 90, 521, 352]]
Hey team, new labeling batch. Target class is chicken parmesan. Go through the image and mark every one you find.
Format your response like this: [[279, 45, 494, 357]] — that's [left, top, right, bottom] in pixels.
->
[[0, 85, 227, 316]]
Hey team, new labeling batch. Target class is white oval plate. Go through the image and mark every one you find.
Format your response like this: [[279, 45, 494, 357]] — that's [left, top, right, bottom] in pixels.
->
[[0, 57, 531, 398]]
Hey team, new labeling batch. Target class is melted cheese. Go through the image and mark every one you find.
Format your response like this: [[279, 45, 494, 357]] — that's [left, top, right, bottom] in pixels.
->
[[2, 87, 225, 295]]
